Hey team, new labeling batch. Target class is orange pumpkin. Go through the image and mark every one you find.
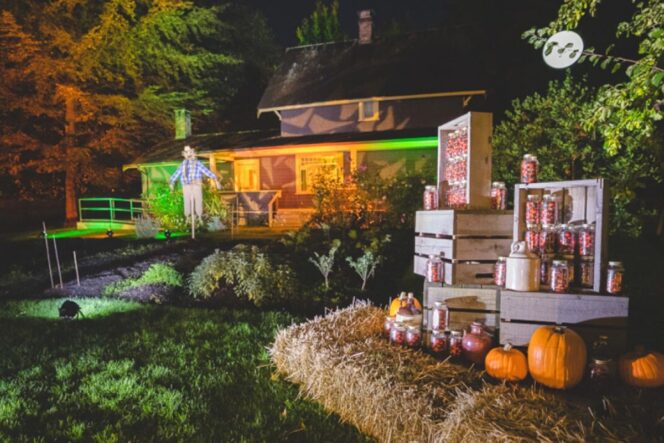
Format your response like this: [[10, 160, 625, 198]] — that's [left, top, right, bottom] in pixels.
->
[[485, 343, 528, 382], [389, 295, 422, 316], [527, 326, 587, 389], [618, 346, 664, 388]]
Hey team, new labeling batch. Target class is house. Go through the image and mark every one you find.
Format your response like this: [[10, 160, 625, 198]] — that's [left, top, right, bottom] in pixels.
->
[[124, 11, 489, 228]]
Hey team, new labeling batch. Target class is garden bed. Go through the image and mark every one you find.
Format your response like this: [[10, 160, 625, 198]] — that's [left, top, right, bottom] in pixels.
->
[[271, 303, 663, 442]]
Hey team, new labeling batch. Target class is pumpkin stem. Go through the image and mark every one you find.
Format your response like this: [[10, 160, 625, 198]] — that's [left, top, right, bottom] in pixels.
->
[[553, 326, 566, 334], [503, 342, 513, 352]]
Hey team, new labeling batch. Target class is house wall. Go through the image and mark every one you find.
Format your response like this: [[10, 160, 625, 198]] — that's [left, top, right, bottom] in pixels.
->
[[280, 96, 476, 136], [358, 148, 436, 180]]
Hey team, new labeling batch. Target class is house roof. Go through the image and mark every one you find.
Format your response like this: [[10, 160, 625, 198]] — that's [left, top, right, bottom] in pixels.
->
[[126, 127, 438, 167], [257, 30, 488, 112]]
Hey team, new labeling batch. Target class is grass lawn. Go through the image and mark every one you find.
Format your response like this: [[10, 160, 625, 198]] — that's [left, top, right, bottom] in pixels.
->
[[0, 298, 372, 442]]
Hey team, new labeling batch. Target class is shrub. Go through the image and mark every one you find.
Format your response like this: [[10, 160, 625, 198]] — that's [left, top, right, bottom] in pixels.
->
[[103, 263, 183, 297], [188, 245, 298, 308], [135, 215, 160, 239], [308, 241, 340, 289], [346, 249, 382, 291]]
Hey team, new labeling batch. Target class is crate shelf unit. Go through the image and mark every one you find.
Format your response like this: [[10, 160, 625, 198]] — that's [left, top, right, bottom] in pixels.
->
[[422, 283, 500, 333], [499, 290, 629, 353], [513, 178, 608, 293], [437, 112, 493, 209], [414, 209, 513, 285]]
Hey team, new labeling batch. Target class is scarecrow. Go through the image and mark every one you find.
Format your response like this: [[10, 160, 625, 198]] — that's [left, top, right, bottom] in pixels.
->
[[169, 145, 221, 238]]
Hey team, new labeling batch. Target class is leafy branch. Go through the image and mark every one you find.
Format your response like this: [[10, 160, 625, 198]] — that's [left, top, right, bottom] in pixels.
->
[[309, 242, 339, 289]]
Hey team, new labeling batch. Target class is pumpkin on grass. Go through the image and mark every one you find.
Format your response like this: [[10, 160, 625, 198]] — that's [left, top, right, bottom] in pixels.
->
[[618, 346, 664, 388], [485, 343, 528, 382], [527, 326, 587, 390], [388, 295, 422, 316]]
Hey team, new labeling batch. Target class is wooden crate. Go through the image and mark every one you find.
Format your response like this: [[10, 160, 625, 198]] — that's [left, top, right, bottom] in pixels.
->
[[414, 209, 513, 285], [513, 179, 608, 293], [437, 112, 493, 209], [499, 290, 629, 353], [422, 283, 500, 333]]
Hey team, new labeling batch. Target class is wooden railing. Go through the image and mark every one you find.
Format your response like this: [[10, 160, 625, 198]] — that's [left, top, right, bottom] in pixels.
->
[[78, 198, 144, 224]]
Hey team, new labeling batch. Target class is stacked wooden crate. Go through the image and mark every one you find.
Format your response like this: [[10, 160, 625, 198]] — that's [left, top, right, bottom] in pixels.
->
[[422, 283, 500, 333]]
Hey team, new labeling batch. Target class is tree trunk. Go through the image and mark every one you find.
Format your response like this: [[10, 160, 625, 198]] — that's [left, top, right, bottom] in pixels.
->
[[64, 94, 77, 227]]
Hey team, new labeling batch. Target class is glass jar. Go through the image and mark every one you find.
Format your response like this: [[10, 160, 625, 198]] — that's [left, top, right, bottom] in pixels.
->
[[562, 255, 575, 287], [423, 185, 438, 210], [525, 194, 541, 225], [606, 261, 624, 295], [491, 181, 507, 210], [383, 315, 395, 338], [426, 254, 444, 283], [405, 326, 422, 349], [578, 224, 595, 257], [494, 257, 507, 287], [592, 335, 611, 360], [525, 225, 540, 255], [541, 194, 558, 226], [449, 330, 463, 357], [462, 322, 492, 365], [430, 330, 449, 355], [431, 301, 449, 331], [578, 257, 594, 289], [539, 225, 557, 254], [540, 254, 555, 287], [588, 358, 616, 390], [550, 260, 569, 293], [390, 322, 407, 346], [558, 224, 576, 256], [520, 154, 539, 184]]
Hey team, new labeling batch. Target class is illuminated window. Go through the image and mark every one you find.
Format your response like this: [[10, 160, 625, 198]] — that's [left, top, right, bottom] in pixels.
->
[[358, 100, 379, 121], [234, 159, 260, 191], [296, 153, 344, 194]]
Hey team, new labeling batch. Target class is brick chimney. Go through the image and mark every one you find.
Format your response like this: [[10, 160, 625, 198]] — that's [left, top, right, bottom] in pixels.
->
[[358, 10, 373, 44], [174, 108, 191, 140]]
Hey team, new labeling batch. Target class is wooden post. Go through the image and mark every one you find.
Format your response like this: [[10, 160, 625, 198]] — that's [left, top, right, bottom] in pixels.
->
[[73, 251, 80, 286], [52, 237, 63, 289], [42, 222, 55, 288]]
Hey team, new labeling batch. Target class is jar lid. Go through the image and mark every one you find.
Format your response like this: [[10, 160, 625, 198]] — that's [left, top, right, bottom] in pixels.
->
[[608, 261, 623, 267], [433, 301, 447, 308], [497, 256, 506, 261], [425, 185, 437, 190], [407, 325, 420, 332], [523, 154, 538, 161], [561, 254, 575, 260], [527, 194, 541, 201], [543, 194, 557, 201], [450, 330, 462, 336], [492, 181, 506, 187], [385, 315, 395, 320], [581, 223, 595, 229], [525, 223, 541, 231], [593, 358, 613, 365], [552, 260, 568, 266], [542, 224, 556, 230], [581, 256, 594, 262], [428, 254, 441, 259], [392, 322, 406, 331], [541, 253, 556, 261], [432, 330, 446, 337]]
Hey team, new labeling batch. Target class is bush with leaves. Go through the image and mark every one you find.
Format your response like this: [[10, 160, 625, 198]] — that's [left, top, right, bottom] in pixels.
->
[[188, 245, 298, 308], [295, 1, 344, 45], [144, 185, 229, 231], [308, 240, 340, 289], [346, 250, 382, 291], [103, 263, 183, 297]]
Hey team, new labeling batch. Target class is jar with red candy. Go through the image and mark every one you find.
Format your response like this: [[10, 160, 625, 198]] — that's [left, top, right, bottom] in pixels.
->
[[390, 322, 407, 346], [491, 181, 507, 210], [588, 358, 616, 391], [578, 257, 594, 289], [539, 225, 557, 254], [557, 224, 576, 255], [525, 225, 540, 255], [541, 194, 558, 226], [405, 326, 422, 349], [606, 261, 624, 295], [493, 257, 507, 287], [578, 223, 595, 257], [431, 301, 449, 331], [429, 330, 449, 356], [520, 154, 539, 184], [423, 185, 438, 210], [426, 254, 444, 283], [550, 260, 569, 293], [540, 254, 555, 288], [449, 330, 463, 358], [562, 255, 575, 287], [383, 315, 395, 338], [525, 194, 541, 225]]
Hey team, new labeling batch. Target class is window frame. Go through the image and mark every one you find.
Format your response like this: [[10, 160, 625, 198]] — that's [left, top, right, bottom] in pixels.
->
[[233, 159, 261, 191], [295, 153, 344, 195], [358, 100, 380, 122]]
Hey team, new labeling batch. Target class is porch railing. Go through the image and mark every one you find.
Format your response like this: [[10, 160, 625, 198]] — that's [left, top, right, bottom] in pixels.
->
[[78, 198, 144, 224]]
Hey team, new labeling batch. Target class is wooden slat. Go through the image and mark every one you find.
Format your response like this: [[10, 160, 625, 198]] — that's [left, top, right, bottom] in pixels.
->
[[500, 290, 629, 326], [414, 255, 495, 285], [415, 211, 455, 236], [415, 210, 513, 237], [424, 310, 498, 332], [499, 321, 627, 353], [415, 236, 511, 261], [426, 286, 499, 311]]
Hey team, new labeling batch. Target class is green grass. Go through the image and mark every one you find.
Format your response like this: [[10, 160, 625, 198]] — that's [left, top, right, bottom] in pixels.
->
[[0, 299, 372, 442], [102, 263, 183, 297]]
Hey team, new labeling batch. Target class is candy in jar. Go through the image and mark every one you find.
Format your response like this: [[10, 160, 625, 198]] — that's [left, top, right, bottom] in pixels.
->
[[550, 260, 569, 293], [588, 358, 616, 391], [578, 224, 595, 257], [430, 330, 449, 355], [539, 225, 557, 254], [431, 301, 449, 331], [579, 257, 594, 288], [606, 261, 624, 294], [491, 181, 507, 210], [562, 255, 575, 287], [558, 224, 576, 255], [390, 322, 407, 346], [541, 194, 558, 225], [520, 154, 539, 184], [426, 254, 444, 283], [423, 185, 438, 210], [493, 257, 507, 287], [525, 194, 541, 225], [405, 326, 422, 349], [525, 225, 540, 254], [383, 315, 395, 338], [449, 330, 463, 357], [540, 254, 554, 287]]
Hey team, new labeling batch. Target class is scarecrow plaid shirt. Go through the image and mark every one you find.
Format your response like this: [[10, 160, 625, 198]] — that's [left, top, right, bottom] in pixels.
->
[[169, 159, 217, 185]]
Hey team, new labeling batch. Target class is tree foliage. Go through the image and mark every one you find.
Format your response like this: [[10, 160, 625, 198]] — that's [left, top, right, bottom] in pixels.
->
[[295, 0, 343, 45], [523, 0, 663, 152], [493, 75, 662, 237]]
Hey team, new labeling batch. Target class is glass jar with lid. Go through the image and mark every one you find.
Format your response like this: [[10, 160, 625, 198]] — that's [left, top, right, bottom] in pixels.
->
[[491, 181, 507, 210], [606, 261, 624, 294], [541, 194, 558, 226], [588, 358, 616, 391], [578, 257, 594, 288], [426, 254, 444, 283], [431, 301, 449, 331], [429, 330, 449, 356], [578, 224, 595, 257], [520, 154, 539, 184], [558, 224, 576, 256], [525, 194, 541, 225], [423, 185, 438, 210], [525, 225, 540, 255], [383, 315, 395, 338], [493, 257, 507, 287], [405, 326, 422, 349], [539, 225, 557, 254], [389, 322, 407, 346], [550, 260, 570, 293], [540, 254, 555, 288], [449, 330, 463, 358]]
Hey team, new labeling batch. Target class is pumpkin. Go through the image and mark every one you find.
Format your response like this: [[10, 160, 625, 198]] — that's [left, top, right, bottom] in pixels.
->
[[389, 296, 422, 316], [485, 343, 528, 382], [527, 326, 587, 390], [618, 346, 664, 388]]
